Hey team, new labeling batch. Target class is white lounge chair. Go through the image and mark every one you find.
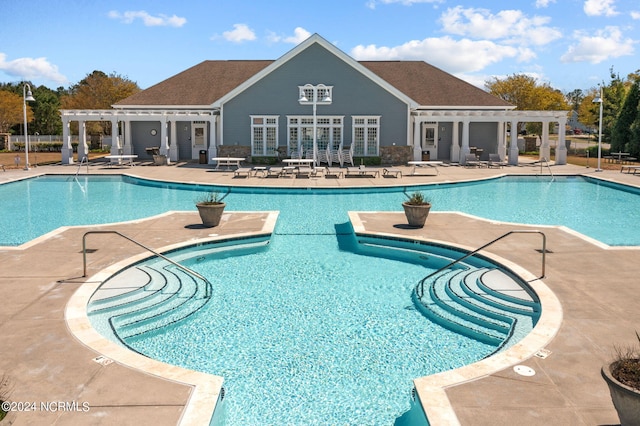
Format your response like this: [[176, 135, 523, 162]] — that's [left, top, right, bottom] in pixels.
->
[[464, 153, 486, 168], [341, 145, 354, 167], [233, 167, 253, 177]]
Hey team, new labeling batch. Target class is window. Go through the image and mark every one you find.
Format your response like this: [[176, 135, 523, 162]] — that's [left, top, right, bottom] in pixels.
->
[[287, 116, 343, 155], [352, 116, 380, 156], [251, 116, 278, 156]]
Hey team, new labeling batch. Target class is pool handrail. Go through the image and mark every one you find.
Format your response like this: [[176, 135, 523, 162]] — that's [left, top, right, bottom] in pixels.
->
[[416, 230, 546, 299], [82, 230, 212, 298]]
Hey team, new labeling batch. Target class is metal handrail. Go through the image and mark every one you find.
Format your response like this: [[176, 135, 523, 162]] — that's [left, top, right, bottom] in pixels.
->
[[539, 157, 555, 181], [416, 230, 546, 299], [82, 230, 211, 298], [75, 155, 89, 176]]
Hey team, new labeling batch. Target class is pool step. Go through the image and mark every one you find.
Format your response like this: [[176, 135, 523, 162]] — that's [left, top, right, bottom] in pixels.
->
[[414, 267, 539, 347], [89, 260, 210, 342]]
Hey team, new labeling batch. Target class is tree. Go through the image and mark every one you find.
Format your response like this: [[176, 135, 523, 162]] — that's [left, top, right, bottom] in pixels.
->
[[61, 71, 140, 135], [565, 89, 584, 112], [485, 74, 569, 134], [611, 81, 639, 154], [0, 90, 32, 134]]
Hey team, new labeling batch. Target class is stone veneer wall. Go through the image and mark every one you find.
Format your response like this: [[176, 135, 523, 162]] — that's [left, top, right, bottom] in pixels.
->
[[380, 145, 412, 165], [217, 145, 251, 158]]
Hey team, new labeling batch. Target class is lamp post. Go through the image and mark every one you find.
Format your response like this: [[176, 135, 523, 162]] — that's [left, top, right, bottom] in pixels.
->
[[298, 84, 332, 166], [592, 87, 603, 172], [23, 83, 36, 170]]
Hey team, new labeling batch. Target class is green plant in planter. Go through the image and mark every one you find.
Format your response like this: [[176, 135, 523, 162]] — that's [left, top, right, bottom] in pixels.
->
[[601, 331, 640, 425], [402, 191, 432, 227], [404, 191, 431, 206], [195, 190, 228, 227], [196, 191, 226, 205]]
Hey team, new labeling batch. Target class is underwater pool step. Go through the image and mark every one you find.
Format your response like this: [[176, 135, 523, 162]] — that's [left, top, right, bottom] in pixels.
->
[[112, 267, 209, 339], [431, 270, 512, 334], [90, 265, 181, 316], [463, 270, 539, 318]]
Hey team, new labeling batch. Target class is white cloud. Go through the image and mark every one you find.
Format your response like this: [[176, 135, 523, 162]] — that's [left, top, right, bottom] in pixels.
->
[[561, 26, 634, 63], [439, 6, 562, 46], [107, 10, 186, 27], [268, 27, 312, 44], [222, 24, 256, 43], [0, 53, 67, 84], [535, 0, 556, 8], [366, 0, 443, 10], [631, 11, 640, 19], [351, 36, 523, 74], [583, 0, 618, 17]]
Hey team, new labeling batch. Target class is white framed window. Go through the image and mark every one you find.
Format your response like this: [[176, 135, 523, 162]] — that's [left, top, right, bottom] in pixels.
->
[[287, 116, 343, 155], [251, 116, 279, 156], [352, 116, 380, 156]]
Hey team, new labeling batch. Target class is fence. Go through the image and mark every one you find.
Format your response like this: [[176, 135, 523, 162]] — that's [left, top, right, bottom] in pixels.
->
[[6, 135, 113, 152]]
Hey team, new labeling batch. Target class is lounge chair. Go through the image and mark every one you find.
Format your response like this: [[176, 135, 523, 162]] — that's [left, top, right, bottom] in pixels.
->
[[266, 166, 283, 177], [327, 147, 340, 167], [383, 167, 402, 178], [296, 166, 313, 178], [233, 167, 253, 177], [621, 165, 640, 175], [325, 167, 344, 178], [488, 153, 506, 168], [346, 165, 380, 178]]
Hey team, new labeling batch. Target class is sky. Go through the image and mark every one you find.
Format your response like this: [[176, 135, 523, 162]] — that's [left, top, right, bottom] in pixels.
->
[[1, 0, 638, 93]]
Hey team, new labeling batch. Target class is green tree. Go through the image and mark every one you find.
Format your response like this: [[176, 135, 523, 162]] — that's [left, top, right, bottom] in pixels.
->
[[611, 81, 639, 154], [61, 71, 140, 135], [565, 89, 584, 112]]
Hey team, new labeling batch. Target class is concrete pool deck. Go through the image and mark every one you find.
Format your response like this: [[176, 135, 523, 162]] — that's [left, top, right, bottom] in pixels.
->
[[0, 159, 639, 425]]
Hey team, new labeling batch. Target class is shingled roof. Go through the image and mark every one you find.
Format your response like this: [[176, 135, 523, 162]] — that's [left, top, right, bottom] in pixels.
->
[[115, 59, 512, 109]]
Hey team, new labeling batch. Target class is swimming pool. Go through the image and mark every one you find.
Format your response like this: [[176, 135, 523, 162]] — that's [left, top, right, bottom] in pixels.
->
[[89, 230, 538, 425], [2, 174, 640, 246]]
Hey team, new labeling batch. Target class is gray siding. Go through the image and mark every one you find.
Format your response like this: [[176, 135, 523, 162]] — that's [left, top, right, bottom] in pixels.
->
[[222, 43, 408, 152]]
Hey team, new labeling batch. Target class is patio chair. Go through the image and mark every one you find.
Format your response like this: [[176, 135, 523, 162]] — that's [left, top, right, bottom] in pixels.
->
[[464, 153, 482, 168], [488, 153, 506, 168], [233, 167, 253, 178], [327, 147, 340, 167]]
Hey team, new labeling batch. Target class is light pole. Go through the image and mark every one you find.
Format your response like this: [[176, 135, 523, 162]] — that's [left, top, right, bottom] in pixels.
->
[[592, 87, 603, 172], [298, 84, 332, 166], [23, 83, 36, 170]]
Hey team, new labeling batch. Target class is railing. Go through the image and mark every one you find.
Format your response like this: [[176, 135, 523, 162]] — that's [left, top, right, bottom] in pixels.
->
[[82, 230, 211, 298], [76, 155, 89, 176], [415, 230, 547, 299], [539, 157, 555, 181]]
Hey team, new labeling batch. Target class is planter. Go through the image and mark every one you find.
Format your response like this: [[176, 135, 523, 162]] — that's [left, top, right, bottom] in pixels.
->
[[602, 360, 640, 426], [196, 202, 226, 227], [402, 202, 431, 228]]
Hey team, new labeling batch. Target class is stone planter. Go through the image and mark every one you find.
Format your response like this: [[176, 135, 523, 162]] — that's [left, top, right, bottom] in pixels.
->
[[601, 360, 640, 426], [196, 202, 226, 227], [402, 202, 431, 228]]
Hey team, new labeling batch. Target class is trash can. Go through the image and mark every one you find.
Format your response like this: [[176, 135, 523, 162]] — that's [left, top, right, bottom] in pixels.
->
[[199, 150, 207, 164], [422, 151, 430, 161]]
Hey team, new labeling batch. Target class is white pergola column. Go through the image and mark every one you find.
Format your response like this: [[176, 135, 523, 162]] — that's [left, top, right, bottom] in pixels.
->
[[413, 117, 422, 161], [61, 118, 74, 164], [459, 119, 470, 164], [169, 119, 177, 163], [160, 117, 169, 155], [555, 116, 567, 165], [450, 120, 460, 163], [508, 120, 519, 165], [77, 120, 88, 161], [207, 117, 217, 163], [497, 121, 507, 159], [123, 120, 132, 155], [110, 119, 120, 155], [540, 120, 551, 162]]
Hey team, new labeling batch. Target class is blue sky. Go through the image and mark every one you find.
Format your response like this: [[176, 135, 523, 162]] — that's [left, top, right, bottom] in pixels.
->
[[1, 0, 638, 92]]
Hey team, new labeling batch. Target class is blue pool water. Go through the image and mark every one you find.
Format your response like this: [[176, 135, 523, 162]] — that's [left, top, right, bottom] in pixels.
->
[[118, 234, 496, 425], [1, 175, 640, 246]]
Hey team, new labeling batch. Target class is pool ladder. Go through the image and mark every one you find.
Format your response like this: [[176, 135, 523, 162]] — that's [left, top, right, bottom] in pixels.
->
[[75, 155, 89, 176], [82, 230, 212, 299], [538, 157, 555, 181], [415, 230, 547, 299]]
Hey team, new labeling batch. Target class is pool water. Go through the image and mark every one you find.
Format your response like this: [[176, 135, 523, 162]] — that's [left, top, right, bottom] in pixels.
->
[[2, 175, 640, 246], [119, 232, 496, 425]]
